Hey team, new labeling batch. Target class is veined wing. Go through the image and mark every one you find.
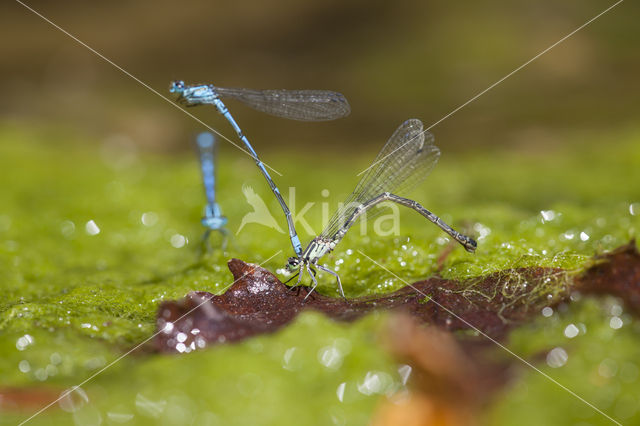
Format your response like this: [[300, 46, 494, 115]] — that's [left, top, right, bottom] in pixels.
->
[[214, 87, 350, 121], [321, 119, 440, 238]]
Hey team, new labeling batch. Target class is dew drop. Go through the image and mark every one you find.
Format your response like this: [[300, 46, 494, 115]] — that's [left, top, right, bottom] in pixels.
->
[[85, 220, 101, 236], [18, 360, 30, 373], [59, 386, 89, 413], [336, 382, 346, 402], [564, 324, 579, 338], [609, 316, 623, 329], [170, 234, 187, 248], [546, 347, 568, 368], [141, 212, 159, 227]]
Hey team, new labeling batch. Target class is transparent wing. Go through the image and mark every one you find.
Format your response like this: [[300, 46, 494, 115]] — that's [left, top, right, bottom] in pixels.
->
[[214, 87, 350, 121], [321, 119, 440, 238]]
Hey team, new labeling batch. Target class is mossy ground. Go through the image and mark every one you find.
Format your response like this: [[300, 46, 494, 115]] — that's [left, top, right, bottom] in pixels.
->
[[1, 122, 639, 425]]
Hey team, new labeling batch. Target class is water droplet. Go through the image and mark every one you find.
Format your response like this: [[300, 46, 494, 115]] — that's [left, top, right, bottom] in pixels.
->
[[564, 324, 579, 338], [141, 212, 158, 227], [610, 316, 623, 329], [436, 236, 448, 245], [282, 347, 298, 371], [18, 360, 30, 373], [61, 220, 76, 238], [195, 336, 206, 349], [85, 357, 106, 370], [630, 202, 639, 216], [579, 232, 590, 241], [329, 406, 347, 426], [540, 210, 557, 222], [85, 220, 101, 236], [34, 368, 48, 381], [318, 346, 343, 370], [59, 386, 89, 413], [50, 352, 62, 365], [357, 371, 394, 396], [546, 347, 568, 368], [72, 405, 102, 426], [16, 334, 34, 351], [46, 364, 58, 377], [336, 382, 346, 402], [135, 393, 166, 418], [610, 304, 623, 317], [397, 364, 412, 385], [170, 234, 187, 248], [107, 411, 134, 423], [473, 223, 491, 240]]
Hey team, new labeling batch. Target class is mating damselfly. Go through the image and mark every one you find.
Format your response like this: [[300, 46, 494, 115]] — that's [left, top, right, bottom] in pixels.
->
[[170, 80, 350, 256], [285, 119, 477, 298]]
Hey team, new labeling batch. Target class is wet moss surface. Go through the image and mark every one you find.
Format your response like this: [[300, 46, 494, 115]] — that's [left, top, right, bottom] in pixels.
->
[[156, 242, 640, 354], [1, 123, 640, 425]]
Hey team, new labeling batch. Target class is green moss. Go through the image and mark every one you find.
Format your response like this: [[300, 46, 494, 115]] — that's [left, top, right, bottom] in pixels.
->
[[488, 297, 640, 425], [1, 123, 639, 425], [417, 295, 432, 305]]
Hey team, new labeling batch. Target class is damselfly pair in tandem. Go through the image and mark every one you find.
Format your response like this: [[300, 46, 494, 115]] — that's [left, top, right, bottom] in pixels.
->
[[171, 81, 476, 298]]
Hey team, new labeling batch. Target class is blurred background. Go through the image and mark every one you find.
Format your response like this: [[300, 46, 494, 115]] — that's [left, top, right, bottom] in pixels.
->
[[1, 0, 638, 155]]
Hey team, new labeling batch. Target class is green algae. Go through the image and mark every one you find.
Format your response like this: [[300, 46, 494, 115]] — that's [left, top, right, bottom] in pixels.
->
[[1, 123, 639, 425], [489, 297, 640, 425]]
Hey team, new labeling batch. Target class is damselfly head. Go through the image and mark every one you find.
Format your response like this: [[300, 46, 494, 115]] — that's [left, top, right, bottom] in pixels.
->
[[169, 80, 185, 94], [286, 257, 301, 271]]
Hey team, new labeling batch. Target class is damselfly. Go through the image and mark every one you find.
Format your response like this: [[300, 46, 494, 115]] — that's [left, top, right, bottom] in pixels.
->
[[195, 132, 228, 250], [285, 119, 477, 298], [170, 81, 350, 257]]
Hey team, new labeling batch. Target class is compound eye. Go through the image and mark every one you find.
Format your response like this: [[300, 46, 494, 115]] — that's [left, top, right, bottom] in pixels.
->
[[170, 80, 184, 92]]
